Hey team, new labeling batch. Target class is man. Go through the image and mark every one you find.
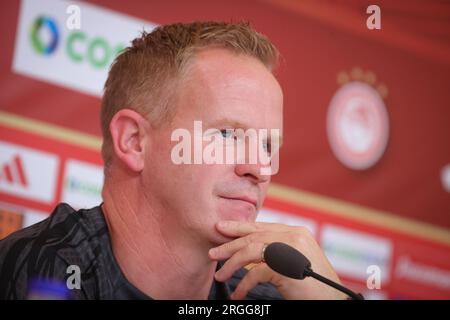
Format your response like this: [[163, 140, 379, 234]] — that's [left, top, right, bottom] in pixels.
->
[[0, 21, 345, 299]]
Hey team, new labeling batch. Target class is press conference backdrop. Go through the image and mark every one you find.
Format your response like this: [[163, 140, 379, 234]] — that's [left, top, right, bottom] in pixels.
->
[[0, 0, 449, 299]]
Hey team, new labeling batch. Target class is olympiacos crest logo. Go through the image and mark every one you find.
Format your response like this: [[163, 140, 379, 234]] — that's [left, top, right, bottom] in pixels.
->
[[327, 69, 389, 170]]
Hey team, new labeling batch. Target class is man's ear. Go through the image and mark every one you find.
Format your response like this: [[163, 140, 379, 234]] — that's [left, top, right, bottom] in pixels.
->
[[109, 109, 150, 172]]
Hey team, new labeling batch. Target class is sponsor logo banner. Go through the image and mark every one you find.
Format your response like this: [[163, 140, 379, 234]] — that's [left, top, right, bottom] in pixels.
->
[[62, 159, 103, 209], [0, 141, 59, 204], [321, 224, 392, 283], [13, 0, 157, 97]]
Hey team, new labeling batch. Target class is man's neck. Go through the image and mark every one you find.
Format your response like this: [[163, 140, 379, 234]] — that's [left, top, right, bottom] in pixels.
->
[[102, 183, 218, 299]]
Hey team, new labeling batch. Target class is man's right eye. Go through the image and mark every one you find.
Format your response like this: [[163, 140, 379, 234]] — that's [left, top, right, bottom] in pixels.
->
[[220, 129, 235, 139]]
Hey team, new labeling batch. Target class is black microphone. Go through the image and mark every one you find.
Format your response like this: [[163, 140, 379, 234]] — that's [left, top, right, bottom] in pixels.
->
[[264, 242, 364, 300]]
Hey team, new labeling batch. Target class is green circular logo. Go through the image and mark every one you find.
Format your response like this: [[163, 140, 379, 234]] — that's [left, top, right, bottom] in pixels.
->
[[30, 16, 59, 55]]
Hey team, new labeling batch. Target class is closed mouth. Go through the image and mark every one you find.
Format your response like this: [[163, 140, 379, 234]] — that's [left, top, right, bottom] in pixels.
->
[[220, 196, 257, 208]]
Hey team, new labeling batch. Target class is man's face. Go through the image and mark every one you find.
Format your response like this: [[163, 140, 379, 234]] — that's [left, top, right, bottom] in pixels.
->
[[143, 49, 283, 246]]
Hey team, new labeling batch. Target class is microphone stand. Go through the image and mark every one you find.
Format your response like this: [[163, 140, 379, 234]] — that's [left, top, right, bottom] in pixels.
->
[[304, 268, 364, 300]]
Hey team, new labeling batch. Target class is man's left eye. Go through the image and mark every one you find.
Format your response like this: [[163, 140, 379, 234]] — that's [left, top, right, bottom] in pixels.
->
[[263, 142, 271, 155]]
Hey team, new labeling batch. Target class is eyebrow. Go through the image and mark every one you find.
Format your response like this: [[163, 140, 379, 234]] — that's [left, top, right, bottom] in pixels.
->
[[204, 117, 284, 147], [205, 118, 248, 130]]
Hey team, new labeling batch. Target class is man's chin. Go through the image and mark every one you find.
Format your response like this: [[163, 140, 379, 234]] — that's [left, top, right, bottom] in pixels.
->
[[217, 198, 258, 222], [209, 231, 236, 247]]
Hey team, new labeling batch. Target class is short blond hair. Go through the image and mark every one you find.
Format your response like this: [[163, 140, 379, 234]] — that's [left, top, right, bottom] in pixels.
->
[[100, 21, 279, 165]]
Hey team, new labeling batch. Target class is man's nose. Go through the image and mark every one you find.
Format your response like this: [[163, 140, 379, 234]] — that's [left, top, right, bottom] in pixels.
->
[[234, 162, 271, 184]]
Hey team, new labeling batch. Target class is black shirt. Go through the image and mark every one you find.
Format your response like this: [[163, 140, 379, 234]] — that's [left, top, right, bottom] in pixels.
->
[[0, 203, 283, 300]]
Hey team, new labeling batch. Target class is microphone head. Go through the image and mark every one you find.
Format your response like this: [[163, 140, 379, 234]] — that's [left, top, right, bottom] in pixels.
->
[[263, 242, 311, 280]]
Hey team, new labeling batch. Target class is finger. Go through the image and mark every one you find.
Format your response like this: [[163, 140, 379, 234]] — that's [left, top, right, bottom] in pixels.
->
[[231, 263, 274, 300], [209, 236, 250, 261], [209, 232, 279, 261], [216, 220, 293, 238], [215, 242, 265, 282]]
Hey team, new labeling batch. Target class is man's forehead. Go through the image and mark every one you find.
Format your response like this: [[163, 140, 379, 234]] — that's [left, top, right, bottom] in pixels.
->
[[184, 50, 283, 106], [186, 48, 279, 86], [174, 48, 284, 133]]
